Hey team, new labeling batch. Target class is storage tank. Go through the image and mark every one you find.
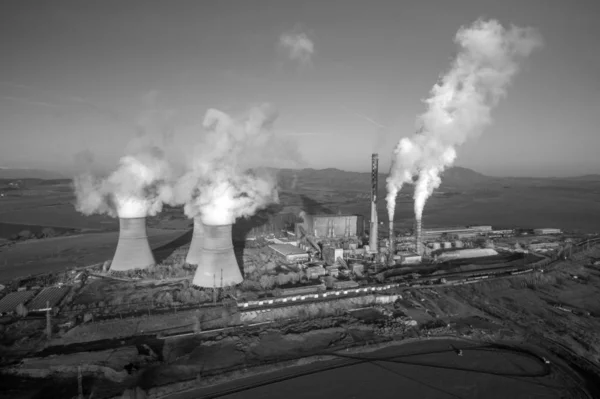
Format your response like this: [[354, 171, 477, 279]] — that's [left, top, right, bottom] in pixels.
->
[[431, 242, 441, 250], [442, 242, 452, 249], [110, 217, 155, 272], [185, 216, 204, 265], [191, 224, 243, 288], [454, 240, 464, 248]]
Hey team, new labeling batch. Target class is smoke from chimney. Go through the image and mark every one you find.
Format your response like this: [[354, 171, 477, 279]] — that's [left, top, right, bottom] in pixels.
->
[[386, 19, 542, 223]]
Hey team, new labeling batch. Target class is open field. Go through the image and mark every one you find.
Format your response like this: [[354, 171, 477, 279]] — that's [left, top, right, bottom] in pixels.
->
[[177, 339, 565, 399], [0, 196, 118, 231], [0, 228, 186, 283]]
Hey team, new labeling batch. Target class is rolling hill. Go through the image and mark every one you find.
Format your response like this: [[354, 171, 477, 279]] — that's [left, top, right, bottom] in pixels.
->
[[0, 168, 66, 180]]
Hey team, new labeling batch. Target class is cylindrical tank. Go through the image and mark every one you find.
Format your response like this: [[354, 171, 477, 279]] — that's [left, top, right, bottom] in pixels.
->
[[454, 240, 464, 248], [442, 241, 452, 249], [185, 216, 204, 265], [110, 218, 155, 271], [192, 224, 243, 288], [431, 242, 441, 250]]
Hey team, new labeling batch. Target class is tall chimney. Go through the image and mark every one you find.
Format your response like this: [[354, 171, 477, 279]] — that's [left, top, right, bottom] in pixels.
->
[[110, 217, 155, 271], [415, 219, 422, 254], [389, 220, 394, 248], [186, 216, 204, 265], [369, 153, 379, 252], [191, 224, 243, 288]]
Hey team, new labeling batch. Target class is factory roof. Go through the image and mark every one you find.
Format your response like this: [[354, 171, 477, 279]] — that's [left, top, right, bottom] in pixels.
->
[[399, 252, 421, 258], [305, 213, 362, 218], [269, 244, 308, 256], [0, 290, 35, 313], [27, 286, 70, 311], [422, 226, 468, 232]]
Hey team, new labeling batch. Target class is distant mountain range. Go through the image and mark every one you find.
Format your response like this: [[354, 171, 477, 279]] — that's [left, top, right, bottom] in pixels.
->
[[0, 166, 598, 189], [276, 166, 498, 192]]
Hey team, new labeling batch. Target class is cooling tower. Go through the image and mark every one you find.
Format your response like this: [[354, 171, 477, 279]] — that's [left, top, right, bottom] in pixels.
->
[[415, 219, 422, 255], [110, 217, 155, 272], [191, 224, 243, 288], [185, 216, 204, 265], [369, 153, 379, 252]]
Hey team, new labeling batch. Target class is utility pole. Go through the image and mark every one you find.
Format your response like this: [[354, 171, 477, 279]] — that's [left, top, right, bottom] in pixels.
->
[[45, 301, 51, 340], [213, 274, 217, 305], [78, 365, 83, 399]]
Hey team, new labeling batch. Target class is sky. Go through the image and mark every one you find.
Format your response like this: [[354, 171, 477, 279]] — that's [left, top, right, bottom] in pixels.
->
[[0, 0, 598, 178]]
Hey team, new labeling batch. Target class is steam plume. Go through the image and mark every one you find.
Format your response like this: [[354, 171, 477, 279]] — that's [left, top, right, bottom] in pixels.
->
[[73, 146, 174, 218], [386, 19, 542, 222], [173, 104, 280, 225], [279, 30, 314, 66]]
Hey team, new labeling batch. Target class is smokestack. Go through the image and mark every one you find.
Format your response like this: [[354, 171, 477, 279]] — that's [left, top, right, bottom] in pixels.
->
[[111, 217, 155, 271], [389, 221, 394, 248], [186, 216, 204, 265], [415, 219, 422, 254], [369, 153, 379, 251], [191, 224, 243, 287]]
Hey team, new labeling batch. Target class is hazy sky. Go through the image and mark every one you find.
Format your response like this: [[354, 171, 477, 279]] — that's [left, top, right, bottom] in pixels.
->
[[1, 0, 598, 177]]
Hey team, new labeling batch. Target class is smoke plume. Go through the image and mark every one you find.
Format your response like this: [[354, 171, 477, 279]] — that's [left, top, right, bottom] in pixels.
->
[[386, 19, 542, 222], [279, 29, 315, 66], [73, 145, 174, 219], [173, 104, 281, 225]]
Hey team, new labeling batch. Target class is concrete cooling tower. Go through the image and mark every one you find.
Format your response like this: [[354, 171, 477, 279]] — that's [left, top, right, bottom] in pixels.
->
[[110, 217, 155, 271], [186, 216, 204, 265], [191, 224, 243, 288]]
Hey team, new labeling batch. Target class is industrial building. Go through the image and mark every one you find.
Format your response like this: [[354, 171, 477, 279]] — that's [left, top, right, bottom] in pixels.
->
[[397, 252, 422, 265], [528, 242, 560, 251], [490, 229, 515, 236], [437, 248, 499, 261], [306, 265, 327, 279], [295, 212, 365, 238], [268, 237, 299, 246], [322, 246, 344, 266], [236, 212, 298, 240], [280, 284, 326, 296], [469, 226, 493, 232], [269, 244, 310, 263], [332, 280, 359, 290], [534, 228, 562, 235], [421, 226, 488, 239]]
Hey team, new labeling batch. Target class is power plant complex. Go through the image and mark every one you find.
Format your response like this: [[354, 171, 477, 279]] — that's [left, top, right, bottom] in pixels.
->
[[102, 153, 546, 285]]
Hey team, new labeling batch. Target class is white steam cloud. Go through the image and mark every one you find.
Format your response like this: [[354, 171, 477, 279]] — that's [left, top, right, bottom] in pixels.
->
[[73, 146, 174, 219], [173, 104, 281, 225], [279, 31, 314, 65], [386, 19, 542, 222]]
